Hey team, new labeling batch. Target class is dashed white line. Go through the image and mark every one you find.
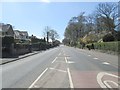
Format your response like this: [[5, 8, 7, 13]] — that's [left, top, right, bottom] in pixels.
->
[[56, 61, 66, 63], [102, 62, 110, 65], [88, 55, 91, 56], [52, 57, 58, 63], [67, 61, 75, 64], [58, 53, 61, 56], [65, 57, 68, 63], [67, 68, 74, 88], [29, 68, 48, 88], [93, 57, 98, 59]]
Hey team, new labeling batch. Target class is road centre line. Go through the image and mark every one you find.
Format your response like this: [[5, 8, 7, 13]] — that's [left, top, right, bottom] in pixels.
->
[[49, 68, 67, 73], [56, 61, 66, 63], [52, 57, 58, 63], [88, 55, 91, 56], [102, 62, 110, 65], [93, 57, 98, 59], [58, 53, 61, 56], [67, 68, 74, 88], [29, 68, 48, 88], [65, 57, 68, 63]]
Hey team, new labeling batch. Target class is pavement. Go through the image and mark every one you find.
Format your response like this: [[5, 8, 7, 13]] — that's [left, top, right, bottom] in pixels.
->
[[1, 45, 119, 89], [0, 51, 41, 65]]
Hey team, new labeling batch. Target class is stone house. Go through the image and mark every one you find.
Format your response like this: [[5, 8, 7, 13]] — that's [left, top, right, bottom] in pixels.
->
[[0, 23, 14, 37], [14, 30, 29, 40]]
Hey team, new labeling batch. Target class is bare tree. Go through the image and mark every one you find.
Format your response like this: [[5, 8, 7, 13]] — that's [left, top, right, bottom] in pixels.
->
[[64, 12, 86, 46], [43, 26, 59, 43], [85, 14, 95, 33], [77, 12, 86, 38], [96, 2, 119, 33], [43, 26, 51, 43], [49, 29, 59, 42], [118, 1, 120, 31]]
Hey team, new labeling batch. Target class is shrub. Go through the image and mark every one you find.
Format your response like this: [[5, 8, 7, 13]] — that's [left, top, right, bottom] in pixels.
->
[[2, 36, 14, 45], [103, 34, 115, 42], [115, 31, 120, 41], [93, 41, 118, 52], [2, 36, 14, 50]]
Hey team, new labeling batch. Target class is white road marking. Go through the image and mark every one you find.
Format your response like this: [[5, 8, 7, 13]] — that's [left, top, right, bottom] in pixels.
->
[[67, 61, 75, 64], [97, 72, 120, 88], [65, 57, 68, 63], [52, 57, 58, 63], [58, 53, 61, 56], [104, 80, 118, 88], [93, 58, 98, 59], [88, 55, 91, 56], [29, 68, 48, 88], [33, 85, 39, 88], [56, 61, 66, 63], [102, 62, 110, 65], [49, 68, 67, 73], [67, 68, 74, 88]]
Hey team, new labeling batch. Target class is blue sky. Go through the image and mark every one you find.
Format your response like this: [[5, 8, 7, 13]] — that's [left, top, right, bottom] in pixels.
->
[[1, 1, 119, 41]]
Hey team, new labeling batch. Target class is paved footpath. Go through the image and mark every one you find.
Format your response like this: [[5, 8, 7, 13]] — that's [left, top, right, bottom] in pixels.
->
[[0, 51, 40, 65]]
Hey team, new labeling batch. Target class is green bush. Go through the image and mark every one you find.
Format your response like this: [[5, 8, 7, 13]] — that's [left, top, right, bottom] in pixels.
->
[[2, 36, 14, 45], [14, 43, 29, 49], [93, 41, 118, 52], [103, 34, 115, 42]]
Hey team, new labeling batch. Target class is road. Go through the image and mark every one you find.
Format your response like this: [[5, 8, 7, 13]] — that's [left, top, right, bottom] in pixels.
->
[[1, 45, 119, 89]]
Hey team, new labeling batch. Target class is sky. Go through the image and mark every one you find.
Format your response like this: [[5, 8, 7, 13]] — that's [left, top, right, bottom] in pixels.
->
[[1, 0, 119, 41]]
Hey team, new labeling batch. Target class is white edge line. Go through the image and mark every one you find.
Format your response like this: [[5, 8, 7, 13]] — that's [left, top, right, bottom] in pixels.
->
[[52, 57, 58, 63], [67, 68, 74, 88], [29, 68, 48, 88]]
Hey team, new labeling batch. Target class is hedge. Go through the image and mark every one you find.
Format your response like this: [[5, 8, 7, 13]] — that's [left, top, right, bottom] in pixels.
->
[[2, 36, 14, 45], [87, 41, 120, 53]]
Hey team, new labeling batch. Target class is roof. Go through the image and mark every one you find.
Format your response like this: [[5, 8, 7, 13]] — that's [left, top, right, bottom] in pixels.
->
[[20, 31, 28, 36], [14, 30, 21, 36], [0, 23, 13, 32], [14, 30, 28, 36], [0, 23, 3, 31]]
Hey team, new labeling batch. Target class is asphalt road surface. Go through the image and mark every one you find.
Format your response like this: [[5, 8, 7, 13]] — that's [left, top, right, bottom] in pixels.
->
[[1, 45, 119, 89]]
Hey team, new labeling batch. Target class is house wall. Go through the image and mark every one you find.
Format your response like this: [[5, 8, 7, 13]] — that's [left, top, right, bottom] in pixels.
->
[[7, 27, 14, 36]]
